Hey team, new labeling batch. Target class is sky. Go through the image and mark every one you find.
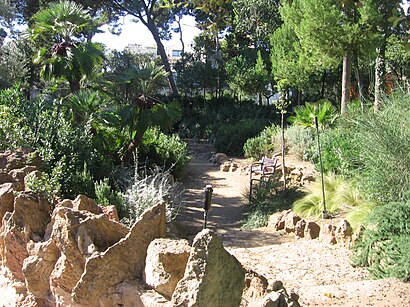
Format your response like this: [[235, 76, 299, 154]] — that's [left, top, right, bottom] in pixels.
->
[[93, 15, 201, 51]]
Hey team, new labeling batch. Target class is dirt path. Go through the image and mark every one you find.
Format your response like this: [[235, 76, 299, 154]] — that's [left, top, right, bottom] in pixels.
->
[[177, 141, 410, 307]]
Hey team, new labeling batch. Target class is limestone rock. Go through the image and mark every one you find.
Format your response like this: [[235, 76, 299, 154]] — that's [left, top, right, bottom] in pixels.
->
[[284, 212, 301, 233], [319, 223, 337, 245], [56, 199, 74, 208], [140, 290, 172, 307], [0, 213, 29, 280], [220, 161, 231, 172], [0, 182, 14, 227], [48, 206, 128, 300], [100, 205, 120, 222], [260, 291, 287, 307], [144, 238, 190, 299], [99, 280, 147, 307], [0, 172, 13, 184], [335, 219, 353, 247], [23, 240, 60, 298], [210, 153, 229, 165], [72, 203, 166, 306], [241, 270, 269, 306], [12, 192, 51, 237], [304, 221, 320, 240], [72, 194, 102, 215], [171, 229, 245, 307], [8, 166, 37, 191], [295, 219, 306, 239]]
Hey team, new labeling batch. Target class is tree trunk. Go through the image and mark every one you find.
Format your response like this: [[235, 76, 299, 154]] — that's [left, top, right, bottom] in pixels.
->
[[147, 21, 179, 96], [341, 53, 352, 115], [354, 52, 364, 110], [321, 71, 326, 99], [121, 130, 144, 166], [374, 39, 386, 112], [281, 99, 286, 191], [176, 15, 185, 55], [69, 80, 81, 93]]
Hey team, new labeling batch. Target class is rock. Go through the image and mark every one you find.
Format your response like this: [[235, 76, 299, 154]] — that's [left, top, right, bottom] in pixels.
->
[[0, 212, 29, 280], [72, 203, 166, 306], [0, 172, 14, 184], [267, 213, 283, 229], [12, 192, 51, 238], [99, 205, 120, 222], [210, 153, 229, 165], [304, 221, 320, 240], [22, 240, 60, 298], [319, 223, 337, 244], [47, 206, 128, 303], [140, 290, 172, 307], [99, 280, 147, 307], [72, 194, 102, 215], [241, 270, 269, 306], [220, 161, 231, 172], [144, 238, 190, 299], [0, 182, 15, 227], [335, 219, 353, 247], [56, 199, 74, 208], [260, 291, 287, 307], [8, 166, 38, 191], [295, 219, 306, 239], [171, 229, 245, 307], [284, 212, 301, 233], [230, 162, 239, 172]]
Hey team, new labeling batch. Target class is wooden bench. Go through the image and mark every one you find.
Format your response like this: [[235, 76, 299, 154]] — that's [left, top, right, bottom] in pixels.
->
[[249, 156, 278, 201]]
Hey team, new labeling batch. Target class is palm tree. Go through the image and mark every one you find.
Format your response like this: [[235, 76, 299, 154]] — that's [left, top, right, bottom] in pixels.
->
[[118, 62, 182, 165], [30, 1, 104, 92], [288, 99, 337, 129]]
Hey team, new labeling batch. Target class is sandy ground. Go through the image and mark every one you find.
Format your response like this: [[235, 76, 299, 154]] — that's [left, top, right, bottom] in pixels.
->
[[177, 140, 410, 307]]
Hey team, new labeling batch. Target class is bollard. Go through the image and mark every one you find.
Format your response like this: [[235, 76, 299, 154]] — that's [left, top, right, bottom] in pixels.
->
[[203, 184, 213, 229]]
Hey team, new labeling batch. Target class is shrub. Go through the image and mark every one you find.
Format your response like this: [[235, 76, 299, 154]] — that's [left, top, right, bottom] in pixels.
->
[[292, 174, 371, 219], [121, 168, 184, 227], [215, 119, 269, 156], [352, 194, 410, 281], [243, 124, 280, 160], [351, 92, 410, 203], [140, 127, 190, 178], [94, 178, 124, 207], [284, 125, 315, 160]]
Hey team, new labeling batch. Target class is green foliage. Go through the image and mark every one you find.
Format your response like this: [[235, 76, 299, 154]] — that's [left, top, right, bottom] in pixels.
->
[[352, 92, 410, 203], [284, 125, 315, 160], [215, 119, 268, 156], [243, 124, 280, 160], [310, 124, 359, 176], [293, 174, 370, 219], [352, 195, 410, 281], [94, 177, 124, 206], [25, 166, 62, 203], [288, 99, 338, 128], [140, 127, 189, 178], [244, 183, 303, 229]]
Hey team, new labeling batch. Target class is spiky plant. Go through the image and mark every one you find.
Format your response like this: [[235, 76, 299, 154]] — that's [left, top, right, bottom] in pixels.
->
[[30, 1, 104, 92], [288, 99, 338, 129]]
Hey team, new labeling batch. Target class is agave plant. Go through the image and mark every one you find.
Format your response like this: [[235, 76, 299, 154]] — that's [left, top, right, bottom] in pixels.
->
[[288, 99, 338, 129], [30, 1, 104, 92]]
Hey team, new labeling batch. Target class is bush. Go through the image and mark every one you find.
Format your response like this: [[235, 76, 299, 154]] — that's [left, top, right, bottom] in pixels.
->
[[284, 125, 315, 160], [352, 194, 410, 281], [292, 174, 371, 219], [243, 124, 280, 160], [352, 92, 410, 203], [215, 119, 268, 156], [121, 168, 184, 227], [309, 124, 360, 176], [140, 127, 190, 178]]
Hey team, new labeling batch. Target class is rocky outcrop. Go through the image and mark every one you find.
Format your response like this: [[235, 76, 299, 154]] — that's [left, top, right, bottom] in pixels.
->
[[284, 212, 301, 233], [72, 202, 166, 306], [171, 229, 245, 307], [0, 182, 14, 227], [73, 195, 102, 215], [335, 219, 353, 247], [144, 238, 190, 299]]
